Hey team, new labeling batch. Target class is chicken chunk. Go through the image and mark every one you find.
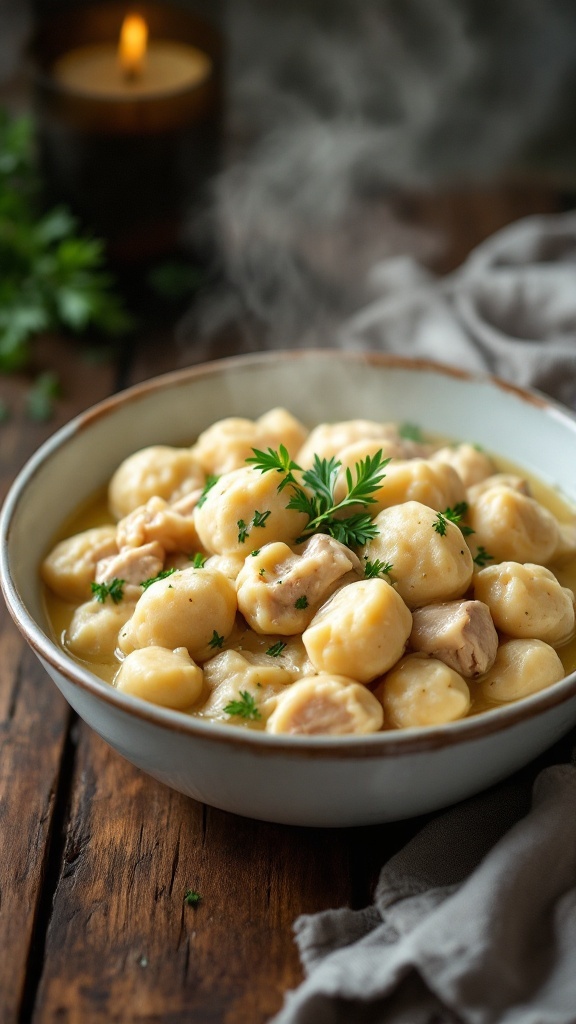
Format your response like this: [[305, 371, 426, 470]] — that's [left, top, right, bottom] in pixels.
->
[[116, 496, 200, 553], [95, 540, 165, 599], [374, 653, 471, 728], [115, 646, 203, 710], [409, 600, 498, 677], [473, 562, 575, 645], [200, 649, 295, 722], [302, 577, 412, 683], [236, 535, 362, 635], [108, 446, 205, 520], [361, 501, 474, 609], [265, 674, 384, 736], [479, 639, 564, 703], [41, 525, 118, 602]]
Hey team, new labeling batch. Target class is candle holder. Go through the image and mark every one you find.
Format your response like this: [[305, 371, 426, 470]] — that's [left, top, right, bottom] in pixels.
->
[[29, 1, 224, 267]]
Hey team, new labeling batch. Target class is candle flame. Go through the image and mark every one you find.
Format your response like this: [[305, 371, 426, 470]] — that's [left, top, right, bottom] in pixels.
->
[[118, 13, 148, 78]]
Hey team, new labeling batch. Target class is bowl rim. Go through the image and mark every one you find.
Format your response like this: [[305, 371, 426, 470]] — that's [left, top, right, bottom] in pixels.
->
[[3, 347, 576, 759]]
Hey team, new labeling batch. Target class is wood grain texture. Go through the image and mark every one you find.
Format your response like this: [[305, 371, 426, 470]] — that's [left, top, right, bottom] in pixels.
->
[[0, 341, 117, 1022], [32, 727, 357, 1024]]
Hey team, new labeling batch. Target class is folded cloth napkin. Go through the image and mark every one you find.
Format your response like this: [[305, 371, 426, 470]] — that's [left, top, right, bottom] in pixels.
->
[[339, 209, 576, 408], [271, 211, 576, 1024]]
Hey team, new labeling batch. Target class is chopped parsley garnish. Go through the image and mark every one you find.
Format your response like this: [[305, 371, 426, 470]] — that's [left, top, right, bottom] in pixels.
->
[[184, 889, 202, 907], [223, 690, 262, 720], [208, 630, 225, 649], [237, 519, 249, 543], [189, 552, 207, 568], [247, 446, 389, 548], [140, 567, 177, 590], [91, 577, 125, 604], [433, 503, 474, 537], [294, 595, 309, 609], [473, 546, 494, 567], [364, 558, 394, 579], [266, 641, 287, 657], [252, 509, 271, 529], [251, 549, 261, 556], [196, 475, 219, 508]]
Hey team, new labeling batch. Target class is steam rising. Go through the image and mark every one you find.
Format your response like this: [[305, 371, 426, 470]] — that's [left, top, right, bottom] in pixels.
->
[[179, 0, 576, 355]]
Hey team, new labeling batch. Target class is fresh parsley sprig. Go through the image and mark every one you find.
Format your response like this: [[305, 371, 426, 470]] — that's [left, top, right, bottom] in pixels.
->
[[223, 690, 262, 721], [247, 446, 389, 548], [433, 503, 474, 537], [91, 577, 125, 604], [364, 558, 394, 580]]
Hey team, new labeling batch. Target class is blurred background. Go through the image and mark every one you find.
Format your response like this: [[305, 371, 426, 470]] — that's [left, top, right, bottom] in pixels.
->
[[1, 0, 575, 366]]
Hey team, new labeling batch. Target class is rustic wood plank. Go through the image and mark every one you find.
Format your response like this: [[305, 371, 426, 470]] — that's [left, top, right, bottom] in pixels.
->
[[0, 338, 118, 1022], [32, 727, 356, 1024]]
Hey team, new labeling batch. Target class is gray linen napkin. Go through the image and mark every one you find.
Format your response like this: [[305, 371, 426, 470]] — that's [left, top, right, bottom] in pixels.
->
[[340, 210, 576, 408], [272, 743, 576, 1024], [271, 211, 576, 1024]]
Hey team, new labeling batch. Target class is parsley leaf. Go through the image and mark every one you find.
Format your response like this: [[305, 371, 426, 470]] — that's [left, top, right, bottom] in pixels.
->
[[473, 546, 494, 567], [189, 552, 207, 568], [91, 577, 125, 604], [364, 558, 394, 579], [433, 503, 474, 537], [252, 509, 271, 529], [208, 630, 225, 650], [140, 567, 177, 590], [184, 889, 202, 907], [237, 519, 249, 543], [196, 474, 219, 508], [223, 690, 262, 720], [294, 595, 309, 609], [399, 422, 424, 442], [266, 641, 287, 657]]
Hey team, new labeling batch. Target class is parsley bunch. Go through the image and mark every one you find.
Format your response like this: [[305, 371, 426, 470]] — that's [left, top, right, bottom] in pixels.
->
[[247, 445, 389, 548], [0, 109, 132, 374]]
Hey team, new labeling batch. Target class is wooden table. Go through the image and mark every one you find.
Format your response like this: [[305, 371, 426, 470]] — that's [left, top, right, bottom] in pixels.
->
[[0, 183, 567, 1023]]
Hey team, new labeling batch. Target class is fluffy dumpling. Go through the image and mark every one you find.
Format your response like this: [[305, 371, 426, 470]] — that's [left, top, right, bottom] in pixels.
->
[[115, 646, 203, 709], [194, 465, 308, 555], [473, 561, 575, 645], [479, 639, 565, 703], [117, 566, 237, 662], [108, 446, 205, 520], [467, 487, 560, 565], [361, 501, 474, 609], [362, 459, 466, 516], [430, 443, 496, 488], [302, 577, 412, 683], [191, 408, 308, 476], [374, 653, 471, 728], [41, 526, 118, 602]]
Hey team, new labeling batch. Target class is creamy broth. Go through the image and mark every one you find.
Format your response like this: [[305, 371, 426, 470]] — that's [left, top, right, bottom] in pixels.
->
[[41, 423, 576, 732]]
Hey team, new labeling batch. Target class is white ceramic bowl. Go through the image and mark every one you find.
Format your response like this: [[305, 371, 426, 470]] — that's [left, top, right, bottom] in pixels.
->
[[3, 350, 576, 827]]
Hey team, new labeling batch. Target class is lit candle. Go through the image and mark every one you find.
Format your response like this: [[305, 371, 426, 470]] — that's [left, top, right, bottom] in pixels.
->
[[53, 13, 212, 100], [31, 2, 224, 266]]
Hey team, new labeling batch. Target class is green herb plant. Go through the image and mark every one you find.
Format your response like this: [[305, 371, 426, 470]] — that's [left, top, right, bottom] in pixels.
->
[[0, 109, 132, 379]]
